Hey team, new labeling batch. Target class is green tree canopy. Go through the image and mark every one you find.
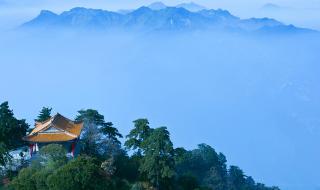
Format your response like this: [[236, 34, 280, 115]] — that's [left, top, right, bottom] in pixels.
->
[[39, 144, 67, 167], [75, 109, 105, 125], [100, 121, 123, 144], [0, 101, 29, 150], [174, 144, 228, 190], [47, 156, 112, 190], [124, 119, 152, 155], [76, 109, 122, 142], [10, 167, 37, 190], [228, 165, 246, 190], [75, 109, 122, 157], [139, 127, 175, 190], [35, 107, 52, 122], [177, 174, 199, 190]]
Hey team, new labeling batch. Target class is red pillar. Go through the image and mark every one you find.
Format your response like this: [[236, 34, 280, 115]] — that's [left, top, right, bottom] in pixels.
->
[[71, 142, 76, 157]]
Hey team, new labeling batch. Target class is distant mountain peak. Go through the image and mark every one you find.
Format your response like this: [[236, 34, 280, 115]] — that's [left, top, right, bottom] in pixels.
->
[[23, 10, 58, 27], [261, 3, 283, 11], [176, 2, 206, 12], [148, 1, 167, 10], [39, 10, 57, 17], [65, 7, 106, 14], [69, 7, 88, 12], [130, 6, 153, 15], [199, 9, 237, 18]]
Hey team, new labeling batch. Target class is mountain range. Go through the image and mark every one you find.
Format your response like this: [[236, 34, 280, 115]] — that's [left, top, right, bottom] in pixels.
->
[[22, 2, 315, 33]]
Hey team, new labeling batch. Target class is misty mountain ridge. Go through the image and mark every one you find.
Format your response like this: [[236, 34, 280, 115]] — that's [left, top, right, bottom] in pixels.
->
[[176, 2, 206, 12], [22, 4, 315, 34], [148, 1, 167, 10], [120, 1, 205, 13], [261, 3, 286, 11]]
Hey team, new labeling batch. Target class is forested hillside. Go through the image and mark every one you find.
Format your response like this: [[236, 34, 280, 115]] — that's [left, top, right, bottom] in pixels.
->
[[0, 102, 280, 190]]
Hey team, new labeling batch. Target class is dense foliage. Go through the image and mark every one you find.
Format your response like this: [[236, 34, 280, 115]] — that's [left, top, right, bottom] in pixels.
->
[[0, 103, 280, 190], [0, 102, 29, 167], [0, 102, 29, 151], [34, 107, 52, 123], [75, 109, 123, 157]]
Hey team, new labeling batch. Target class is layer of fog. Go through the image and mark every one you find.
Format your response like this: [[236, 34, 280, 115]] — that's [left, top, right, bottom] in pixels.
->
[[1, 29, 320, 190]]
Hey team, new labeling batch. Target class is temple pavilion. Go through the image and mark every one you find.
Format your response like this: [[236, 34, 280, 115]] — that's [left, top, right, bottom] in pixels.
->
[[23, 113, 84, 157]]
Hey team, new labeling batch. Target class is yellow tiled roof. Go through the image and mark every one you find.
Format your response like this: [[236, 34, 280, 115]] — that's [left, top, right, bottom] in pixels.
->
[[24, 113, 83, 143], [26, 133, 78, 142]]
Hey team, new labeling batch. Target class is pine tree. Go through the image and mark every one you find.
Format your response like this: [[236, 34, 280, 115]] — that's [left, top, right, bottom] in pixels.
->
[[35, 107, 52, 122], [75, 109, 122, 156], [139, 127, 175, 190], [124, 119, 152, 155], [0, 101, 29, 150]]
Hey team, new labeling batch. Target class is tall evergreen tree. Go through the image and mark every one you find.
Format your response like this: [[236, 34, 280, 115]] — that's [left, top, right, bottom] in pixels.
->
[[100, 121, 123, 144], [139, 127, 175, 190], [75, 109, 105, 126], [124, 119, 152, 155], [0, 101, 29, 150], [76, 109, 122, 142], [35, 107, 52, 122], [228, 165, 246, 190], [75, 109, 122, 156]]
